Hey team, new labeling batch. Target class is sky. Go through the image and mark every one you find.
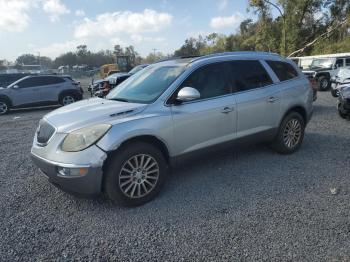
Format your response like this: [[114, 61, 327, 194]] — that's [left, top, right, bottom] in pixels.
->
[[0, 0, 255, 61]]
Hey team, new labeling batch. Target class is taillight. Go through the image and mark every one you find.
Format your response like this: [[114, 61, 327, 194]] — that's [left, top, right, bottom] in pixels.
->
[[308, 77, 317, 90]]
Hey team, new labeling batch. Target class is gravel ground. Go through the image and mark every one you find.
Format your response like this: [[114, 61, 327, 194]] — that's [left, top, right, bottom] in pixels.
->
[[1, 92, 350, 261]]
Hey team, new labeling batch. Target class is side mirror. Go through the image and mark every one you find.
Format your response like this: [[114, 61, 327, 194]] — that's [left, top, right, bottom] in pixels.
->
[[12, 85, 19, 89], [176, 87, 200, 102], [333, 64, 338, 69]]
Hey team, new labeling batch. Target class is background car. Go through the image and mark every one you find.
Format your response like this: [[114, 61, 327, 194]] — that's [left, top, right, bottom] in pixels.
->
[[338, 85, 350, 119], [331, 68, 350, 97], [0, 75, 83, 115], [0, 73, 33, 87], [88, 64, 149, 97]]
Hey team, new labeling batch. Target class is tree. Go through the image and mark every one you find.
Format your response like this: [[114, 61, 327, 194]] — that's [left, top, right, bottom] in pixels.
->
[[16, 54, 38, 65]]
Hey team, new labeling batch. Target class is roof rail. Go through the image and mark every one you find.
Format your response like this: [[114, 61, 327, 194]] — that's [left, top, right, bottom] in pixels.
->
[[191, 51, 280, 63], [152, 55, 201, 64]]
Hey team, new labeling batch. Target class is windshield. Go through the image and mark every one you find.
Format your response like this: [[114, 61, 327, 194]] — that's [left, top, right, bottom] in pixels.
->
[[310, 58, 334, 69], [106, 64, 186, 104], [128, 65, 147, 75]]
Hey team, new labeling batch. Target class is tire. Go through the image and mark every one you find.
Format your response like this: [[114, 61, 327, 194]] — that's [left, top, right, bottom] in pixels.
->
[[0, 99, 10, 115], [331, 88, 339, 97], [337, 103, 347, 119], [59, 94, 76, 106], [103, 142, 168, 206], [271, 112, 305, 154], [318, 76, 330, 91]]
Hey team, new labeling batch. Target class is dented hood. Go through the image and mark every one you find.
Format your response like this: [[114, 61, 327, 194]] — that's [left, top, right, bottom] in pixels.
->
[[43, 98, 147, 133]]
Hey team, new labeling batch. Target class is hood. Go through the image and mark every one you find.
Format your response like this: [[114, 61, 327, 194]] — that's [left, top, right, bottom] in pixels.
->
[[92, 79, 106, 85], [107, 72, 130, 79], [303, 67, 332, 73], [44, 98, 147, 133]]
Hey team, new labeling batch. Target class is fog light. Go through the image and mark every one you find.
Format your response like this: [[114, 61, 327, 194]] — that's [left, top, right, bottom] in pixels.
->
[[57, 167, 88, 177]]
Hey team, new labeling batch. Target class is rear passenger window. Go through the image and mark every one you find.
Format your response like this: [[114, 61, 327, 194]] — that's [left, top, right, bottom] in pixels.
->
[[228, 60, 273, 92], [41, 76, 65, 85], [266, 61, 298, 81]]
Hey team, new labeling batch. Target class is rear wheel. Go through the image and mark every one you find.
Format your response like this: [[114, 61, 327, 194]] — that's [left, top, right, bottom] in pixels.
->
[[60, 94, 76, 106], [271, 112, 305, 154], [103, 142, 168, 206], [0, 100, 9, 115]]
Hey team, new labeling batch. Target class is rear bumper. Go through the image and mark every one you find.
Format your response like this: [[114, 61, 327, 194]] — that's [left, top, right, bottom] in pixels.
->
[[31, 152, 103, 197]]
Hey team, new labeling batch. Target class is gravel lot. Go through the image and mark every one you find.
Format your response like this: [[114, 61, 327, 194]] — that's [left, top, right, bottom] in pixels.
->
[[1, 92, 349, 261]]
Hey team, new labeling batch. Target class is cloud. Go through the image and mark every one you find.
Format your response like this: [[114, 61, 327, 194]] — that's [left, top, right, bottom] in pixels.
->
[[42, 0, 70, 22], [37, 40, 78, 58], [74, 9, 173, 38], [130, 34, 165, 43], [0, 0, 34, 32], [75, 9, 85, 17], [210, 13, 244, 29], [218, 0, 228, 11]]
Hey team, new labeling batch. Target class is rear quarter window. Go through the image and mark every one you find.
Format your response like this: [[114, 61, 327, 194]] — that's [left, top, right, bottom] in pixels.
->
[[267, 60, 299, 81]]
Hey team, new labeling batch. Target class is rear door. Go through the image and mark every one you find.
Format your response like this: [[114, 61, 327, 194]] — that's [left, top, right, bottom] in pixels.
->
[[229, 60, 281, 138], [170, 62, 237, 155], [38, 76, 66, 102]]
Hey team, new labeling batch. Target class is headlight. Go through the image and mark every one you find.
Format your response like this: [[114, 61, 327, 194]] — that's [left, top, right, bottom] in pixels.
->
[[109, 78, 117, 85], [61, 124, 111, 152]]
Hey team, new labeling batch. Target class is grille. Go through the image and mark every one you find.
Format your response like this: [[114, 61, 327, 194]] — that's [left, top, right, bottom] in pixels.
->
[[36, 120, 55, 145]]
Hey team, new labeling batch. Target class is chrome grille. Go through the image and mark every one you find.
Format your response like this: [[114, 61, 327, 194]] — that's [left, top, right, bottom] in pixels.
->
[[36, 120, 55, 145]]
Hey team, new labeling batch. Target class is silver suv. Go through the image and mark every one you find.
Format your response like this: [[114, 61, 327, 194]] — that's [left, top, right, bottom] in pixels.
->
[[31, 52, 313, 206], [0, 75, 83, 114]]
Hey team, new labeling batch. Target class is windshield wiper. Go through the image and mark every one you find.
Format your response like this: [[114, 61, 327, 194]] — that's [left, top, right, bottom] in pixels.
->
[[109, 98, 130, 102]]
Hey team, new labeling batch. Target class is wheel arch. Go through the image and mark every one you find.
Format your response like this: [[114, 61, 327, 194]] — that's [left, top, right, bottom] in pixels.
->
[[58, 89, 80, 101], [317, 72, 331, 79], [101, 135, 171, 193], [281, 105, 307, 125], [0, 94, 12, 107], [103, 134, 170, 168]]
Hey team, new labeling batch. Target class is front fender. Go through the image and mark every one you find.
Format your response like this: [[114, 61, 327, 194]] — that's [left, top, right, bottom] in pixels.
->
[[96, 114, 174, 156]]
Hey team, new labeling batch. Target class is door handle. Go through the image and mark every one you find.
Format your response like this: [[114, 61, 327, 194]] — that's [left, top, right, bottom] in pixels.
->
[[267, 97, 279, 103], [221, 106, 234, 114]]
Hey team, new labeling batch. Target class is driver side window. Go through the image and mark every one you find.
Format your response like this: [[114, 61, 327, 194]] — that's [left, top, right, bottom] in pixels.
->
[[17, 77, 40, 88], [179, 62, 231, 101]]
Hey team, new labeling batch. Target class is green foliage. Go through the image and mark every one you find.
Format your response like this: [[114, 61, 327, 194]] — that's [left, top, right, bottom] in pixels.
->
[[175, 0, 350, 57]]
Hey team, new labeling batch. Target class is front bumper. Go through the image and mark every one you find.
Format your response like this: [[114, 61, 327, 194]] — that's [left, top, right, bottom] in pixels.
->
[[31, 152, 103, 197]]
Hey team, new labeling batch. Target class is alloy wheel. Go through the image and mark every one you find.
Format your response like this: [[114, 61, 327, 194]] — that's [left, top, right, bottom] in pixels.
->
[[283, 119, 302, 148], [62, 96, 75, 105], [320, 79, 328, 89], [118, 154, 160, 199], [0, 102, 8, 115]]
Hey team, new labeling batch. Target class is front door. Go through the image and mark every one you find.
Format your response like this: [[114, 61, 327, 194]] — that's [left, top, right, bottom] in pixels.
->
[[169, 62, 236, 156], [10, 77, 44, 106]]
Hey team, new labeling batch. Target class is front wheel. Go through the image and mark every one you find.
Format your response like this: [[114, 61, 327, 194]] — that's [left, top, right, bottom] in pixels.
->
[[0, 100, 10, 115], [318, 76, 330, 91], [331, 88, 339, 97], [338, 103, 347, 119], [103, 142, 168, 206], [271, 112, 305, 154]]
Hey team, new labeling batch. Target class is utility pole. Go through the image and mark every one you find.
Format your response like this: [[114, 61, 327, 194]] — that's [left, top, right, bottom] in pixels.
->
[[152, 48, 157, 56], [262, 0, 286, 56], [38, 52, 41, 68]]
